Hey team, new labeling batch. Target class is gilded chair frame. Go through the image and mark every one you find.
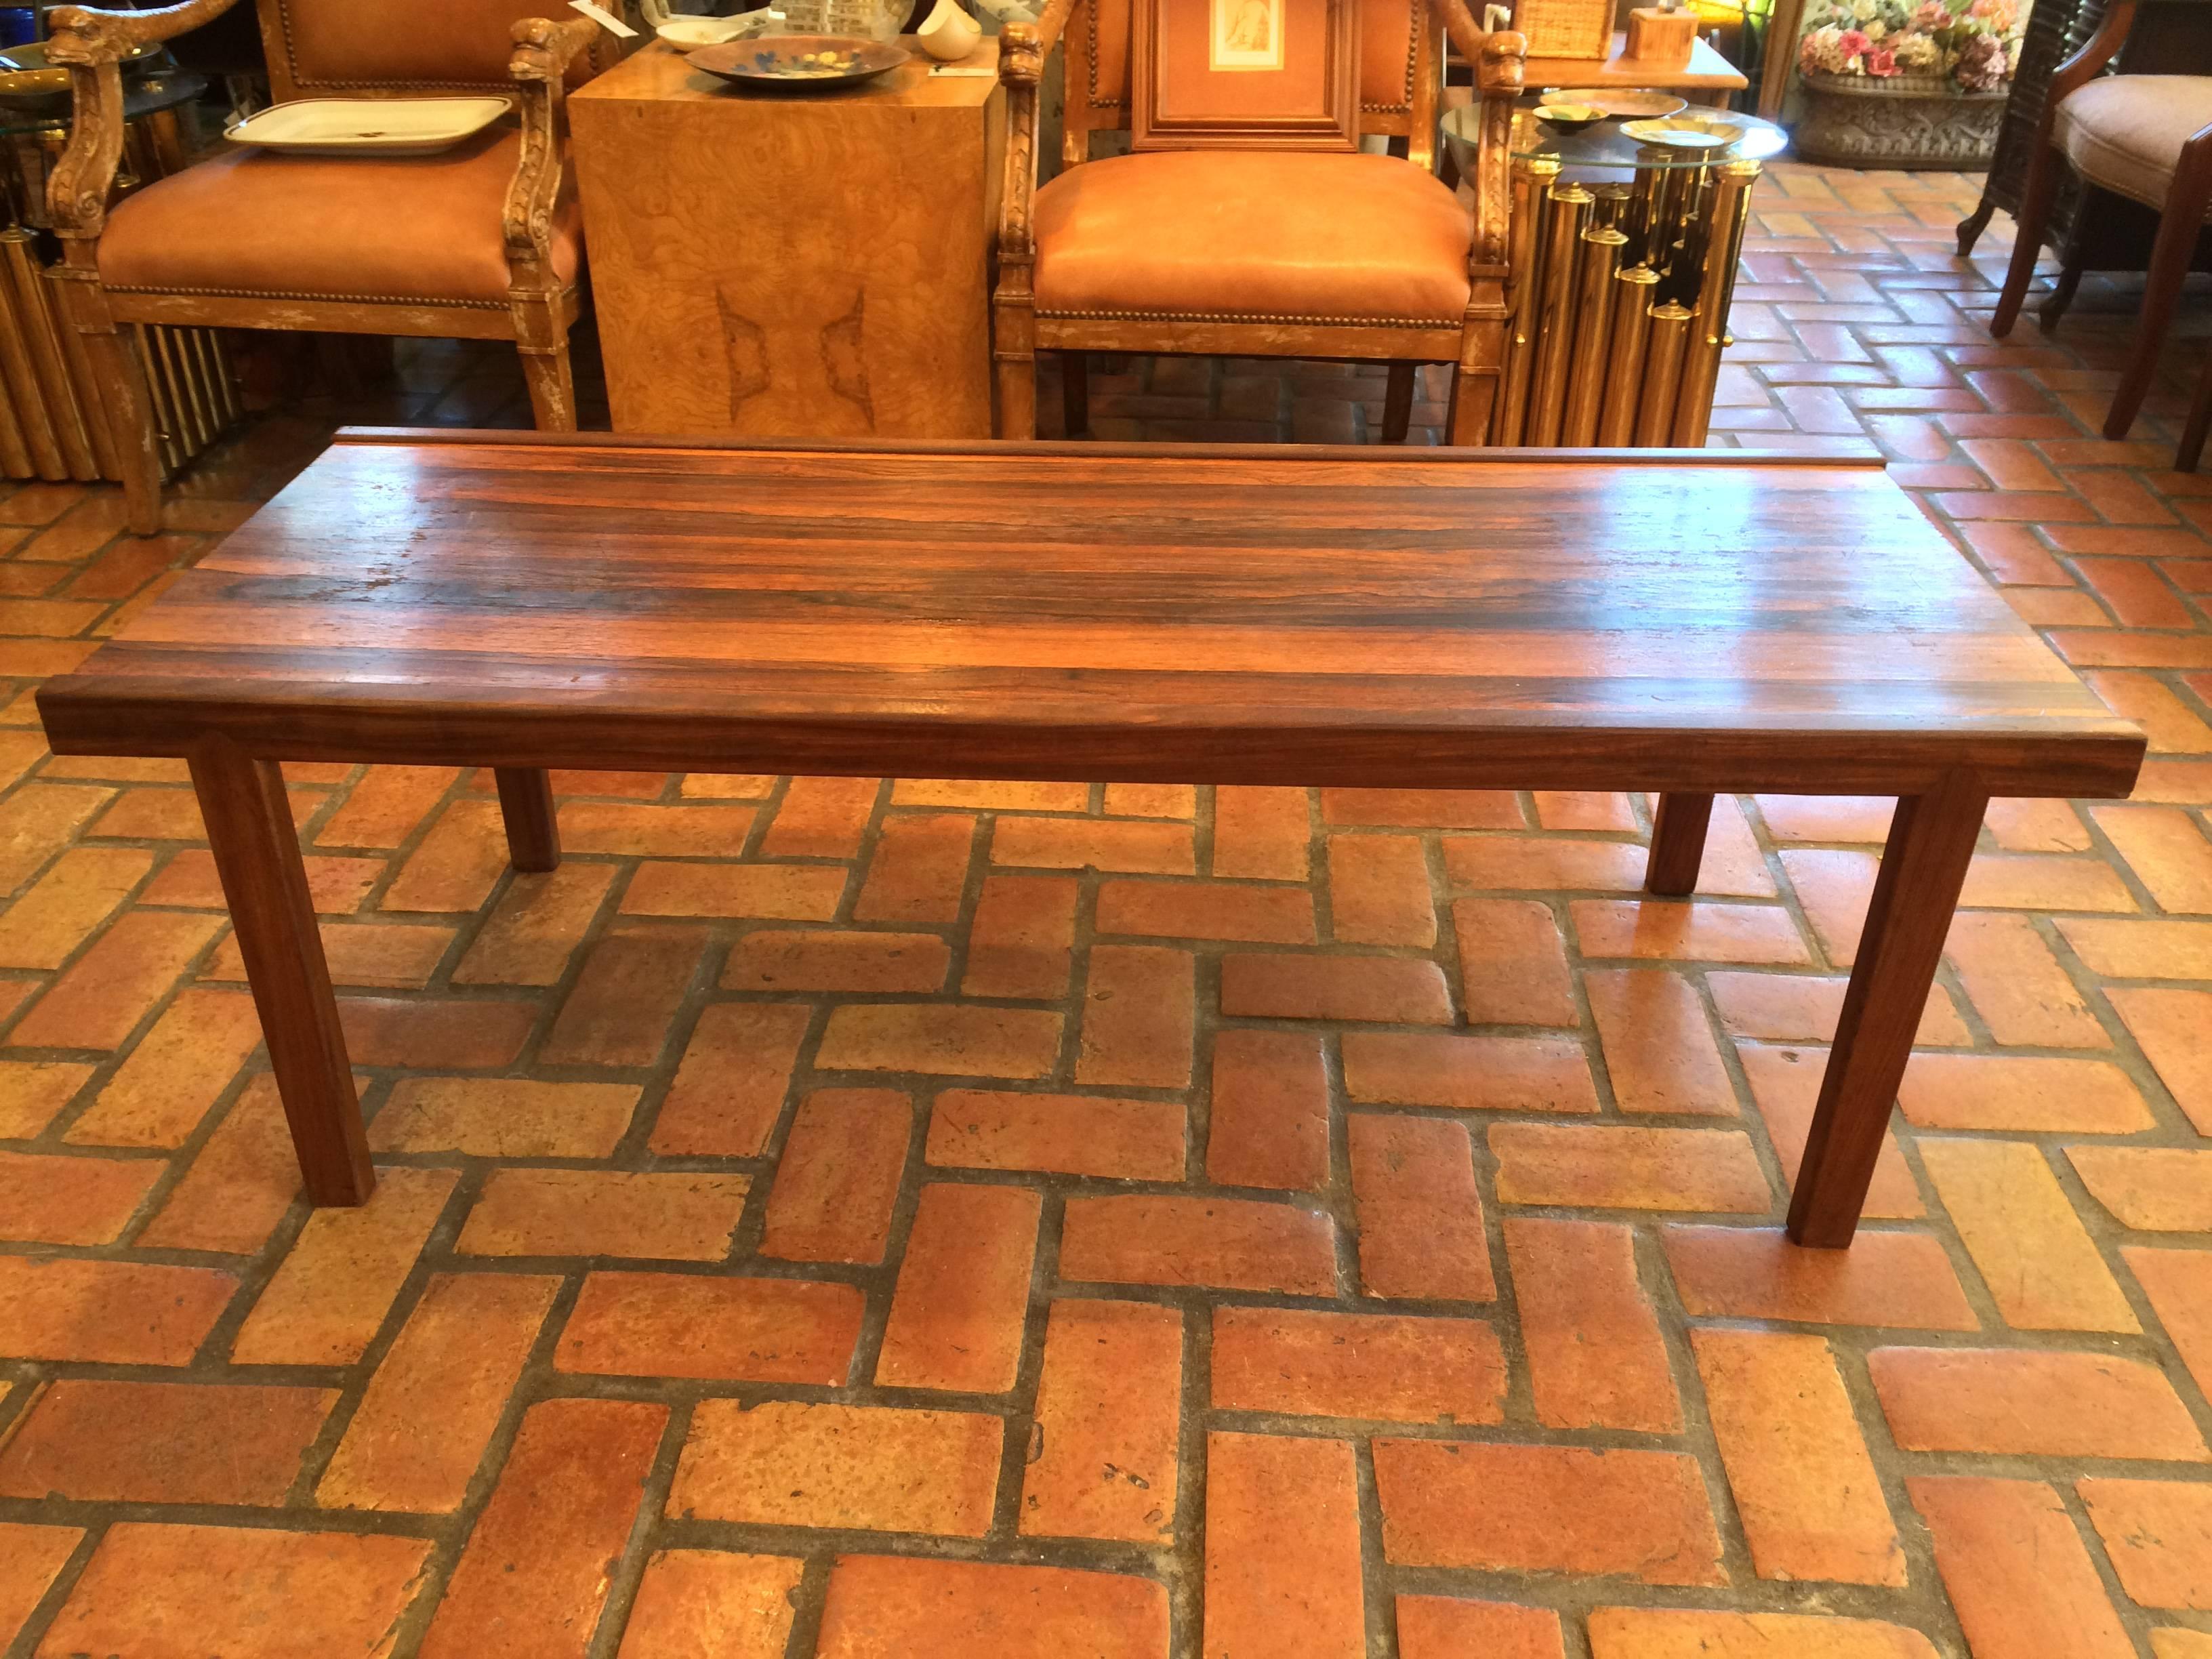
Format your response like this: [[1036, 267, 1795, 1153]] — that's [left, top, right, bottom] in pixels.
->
[[44, 0, 612, 535], [991, 0, 1527, 443]]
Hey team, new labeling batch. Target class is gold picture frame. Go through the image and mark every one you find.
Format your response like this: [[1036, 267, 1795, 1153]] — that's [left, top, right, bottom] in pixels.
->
[[1131, 0, 1358, 149]]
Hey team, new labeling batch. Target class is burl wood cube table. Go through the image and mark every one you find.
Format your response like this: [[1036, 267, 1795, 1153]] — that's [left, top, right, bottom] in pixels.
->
[[569, 41, 1004, 439]]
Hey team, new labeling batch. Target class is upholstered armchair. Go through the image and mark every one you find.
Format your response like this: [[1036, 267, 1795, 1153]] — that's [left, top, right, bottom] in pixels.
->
[[45, 0, 617, 535], [991, 0, 1525, 444], [1990, 0, 2212, 441]]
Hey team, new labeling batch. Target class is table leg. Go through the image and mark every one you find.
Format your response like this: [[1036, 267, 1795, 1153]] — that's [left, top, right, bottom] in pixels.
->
[[1645, 792, 1714, 895], [1788, 773, 1986, 1247], [188, 743, 373, 1206], [494, 768, 561, 872]]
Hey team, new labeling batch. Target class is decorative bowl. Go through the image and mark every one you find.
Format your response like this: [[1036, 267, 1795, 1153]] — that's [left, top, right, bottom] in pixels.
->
[[1544, 87, 1687, 119], [1534, 102, 1605, 131], [687, 34, 909, 88], [657, 15, 751, 45], [1621, 112, 1745, 149]]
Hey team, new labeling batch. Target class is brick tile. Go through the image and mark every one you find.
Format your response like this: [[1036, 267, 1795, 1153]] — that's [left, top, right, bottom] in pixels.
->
[[962, 874, 1077, 998], [1204, 1432, 1365, 1659], [671, 1400, 1000, 1535], [1943, 911, 2108, 1047], [556, 1270, 861, 1384], [653, 1002, 811, 1155], [1061, 1193, 1336, 1294], [318, 1272, 558, 1512], [2067, 1146, 2212, 1231], [2078, 1477, 2212, 1610], [1897, 1053, 2150, 1133], [0, 785, 106, 895], [1735, 1041, 1920, 1216], [1957, 849, 2137, 909], [2084, 670, 2212, 754], [1446, 835, 1647, 893], [317, 764, 460, 847], [893, 779, 1087, 811], [1492, 1124, 1771, 1213], [813, 1555, 1168, 1658], [1219, 951, 1453, 1024], [1212, 785, 1311, 879], [2152, 1632, 2212, 1658], [33, 1523, 432, 1659], [2050, 628, 2212, 670], [454, 863, 616, 984], [1874, 1346, 2205, 1460], [1918, 1138, 2140, 1333], [760, 774, 878, 858], [461, 1169, 749, 1261], [851, 811, 977, 923], [1322, 787, 1519, 828], [0, 846, 150, 968], [1396, 1597, 1565, 1659], [420, 1397, 667, 1659], [1692, 1329, 1904, 1584], [0, 1149, 159, 1244], [993, 815, 1191, 875], [617, 1551, 804, 1659], [1077, 943, 1193, 1087], [876, 1181, 1040, 1393], [1959, 436, 2064, 491], [138, 1075, 301, 1253], [756, 1088, 911, 1262], [1990, 798, 2097, 857], [2076, 558, 2196, 628], [9, 909, 222, 1050], [233, 1166, 458, 1364], [0, 1254, 238, 1365], [1586, 969, 1735, 1115], [1506, 1217, 1681, 1433], [382, 798, 510, 912], [554, 801, 754, 857], [622, 861, 845, 922], [541, 923, 706, 1067], [1453, 896, 1577, 1025], [2127, 1248, 2212, 1401], [1343, 1031, 1598, 1113], [1374, 1440, 1725, 1585], [1328, 834, 1437, 946], [337, 994, 535, 1069], [0, 1058, 92, 1138], [2106, 987, 2212, 1133], [1206, 1029, 1328, 1189], [1663, 1226, 1976, 1330], [1213, 1306, 1503, 1424], [817, 1002, 1063, 1078], [1105, 783, 1195, 817], [1534, 790, 1636, 832], [1572, 899, 1811, 964], [1348, 1113, 1494, 1300], [1910, 1477, 2137, 1659], [206, 918, 452, 989], [0, 1523, 79, 1651], [0, 1378, 333, 1504], [1584, 1608, 1941, 1658], [928, 1087, 1184, 1181], [1021, 1298, 1182, 1543], [1776, 848, 1875, 965], [725, 928, 948, 993], [1095, 878, 1314, 944], [368, 1077, 640, 1157]]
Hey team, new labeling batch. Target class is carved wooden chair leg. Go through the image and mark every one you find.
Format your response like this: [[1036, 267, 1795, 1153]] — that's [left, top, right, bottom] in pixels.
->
[[1382, 363, 1416, 443], [2035, 245, 2084, 333], [2105, 129, 2212, 441], [1446, 364, 1495, 446], [1062, 350, 1089, 437], [518, 339, 579, 432], [1954, 195, 1996, 258], [85, 323, 162, 536], [995, 350, 1038, 439], [1991, 138, 2062, 338]]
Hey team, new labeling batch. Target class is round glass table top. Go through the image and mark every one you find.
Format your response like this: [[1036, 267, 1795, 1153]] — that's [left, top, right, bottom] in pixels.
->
[[1442, 101, 1787, 172], [0, 70, 206, 138]]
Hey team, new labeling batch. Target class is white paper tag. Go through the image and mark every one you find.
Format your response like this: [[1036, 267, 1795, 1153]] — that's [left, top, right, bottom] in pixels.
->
[[569, 1, 640, 36], [930, 63, 995, 73]]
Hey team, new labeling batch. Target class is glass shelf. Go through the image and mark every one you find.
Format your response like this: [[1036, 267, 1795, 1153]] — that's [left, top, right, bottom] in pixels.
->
[[0, 70, 206, 139], [1443, 102, 1788, 173]]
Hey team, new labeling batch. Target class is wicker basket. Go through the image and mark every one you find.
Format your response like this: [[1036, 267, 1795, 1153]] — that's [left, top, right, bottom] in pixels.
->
[[1514, 0, 1612, 59]]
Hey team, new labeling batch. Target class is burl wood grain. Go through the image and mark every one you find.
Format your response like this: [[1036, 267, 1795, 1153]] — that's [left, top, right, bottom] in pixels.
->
[[569, 43, 1006, 440]]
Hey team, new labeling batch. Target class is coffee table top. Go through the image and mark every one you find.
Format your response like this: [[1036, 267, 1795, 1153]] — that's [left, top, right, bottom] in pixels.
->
[[37, 432, 2142, 799]]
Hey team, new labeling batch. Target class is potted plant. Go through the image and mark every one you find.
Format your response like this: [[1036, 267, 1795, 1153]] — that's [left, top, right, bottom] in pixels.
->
[[1792, 0, 2026, 167]]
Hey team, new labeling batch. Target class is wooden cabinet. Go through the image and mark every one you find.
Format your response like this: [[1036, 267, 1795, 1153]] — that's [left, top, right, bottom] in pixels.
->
[[569, 41, 1004, 438]]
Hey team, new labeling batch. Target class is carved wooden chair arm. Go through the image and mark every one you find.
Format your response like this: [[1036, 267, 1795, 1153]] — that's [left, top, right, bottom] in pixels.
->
[[2044, 0, 2134, 127], [996, 0, 1079, 262], [45, 0, 243, 239], [1425, 0, 1526, 270], [505, 16, 600, 283]]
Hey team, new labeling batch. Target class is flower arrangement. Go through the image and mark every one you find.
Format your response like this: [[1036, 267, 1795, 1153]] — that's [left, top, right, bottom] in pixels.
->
[[1797, 0, 2025, 91]]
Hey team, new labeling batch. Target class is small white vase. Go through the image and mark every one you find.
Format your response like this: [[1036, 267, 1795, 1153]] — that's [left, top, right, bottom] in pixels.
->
[[916, 0, 982, 60]]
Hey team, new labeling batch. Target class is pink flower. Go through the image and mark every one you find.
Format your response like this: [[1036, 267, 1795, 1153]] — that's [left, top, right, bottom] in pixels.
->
[[1864, 43, 1899, 72], [1836, 26, 1870, 55], [1910, 1, 1946, 25]]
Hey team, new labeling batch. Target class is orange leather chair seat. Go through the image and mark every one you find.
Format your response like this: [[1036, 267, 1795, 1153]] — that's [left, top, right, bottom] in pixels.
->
[[1032, 150, 1474, 324], [100, 124, 581, 307]]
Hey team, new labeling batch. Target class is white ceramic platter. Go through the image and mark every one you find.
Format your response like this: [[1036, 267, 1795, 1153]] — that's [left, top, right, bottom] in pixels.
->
[[226, 97, 513, 156]]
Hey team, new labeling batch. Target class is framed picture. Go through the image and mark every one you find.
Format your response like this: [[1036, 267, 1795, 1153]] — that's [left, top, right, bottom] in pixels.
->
[[1130, 0, 1357, 150]]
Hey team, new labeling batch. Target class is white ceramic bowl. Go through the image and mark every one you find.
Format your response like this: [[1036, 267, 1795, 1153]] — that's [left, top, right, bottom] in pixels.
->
[[657, 15, 750, 45]]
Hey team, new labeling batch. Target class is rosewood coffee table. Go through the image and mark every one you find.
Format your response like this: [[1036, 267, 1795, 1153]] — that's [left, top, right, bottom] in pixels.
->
[[34, 432, 2144, 1246]]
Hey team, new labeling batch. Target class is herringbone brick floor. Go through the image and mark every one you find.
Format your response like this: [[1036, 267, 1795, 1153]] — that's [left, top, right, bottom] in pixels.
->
[[0, 163, 2209, 1659]]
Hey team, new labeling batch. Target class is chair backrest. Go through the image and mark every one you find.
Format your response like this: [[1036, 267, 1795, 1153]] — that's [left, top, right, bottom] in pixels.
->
[[1060, 0, 1441, 167], [255, 0, 600, 100]]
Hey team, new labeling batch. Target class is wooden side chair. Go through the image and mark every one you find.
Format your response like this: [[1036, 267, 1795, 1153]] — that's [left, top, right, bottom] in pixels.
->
[[991, 0, 1525, 443], [1990, 0, 2212, 440], [45, 0, 619, 535]]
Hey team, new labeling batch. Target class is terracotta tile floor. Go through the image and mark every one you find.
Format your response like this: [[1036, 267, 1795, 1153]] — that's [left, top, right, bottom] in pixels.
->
[[1, 162, 2210, 1658]]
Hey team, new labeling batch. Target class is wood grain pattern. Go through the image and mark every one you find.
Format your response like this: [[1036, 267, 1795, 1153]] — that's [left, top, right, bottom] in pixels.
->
[[569, 42, 1006, 440], [37, 433, 2143, 801]]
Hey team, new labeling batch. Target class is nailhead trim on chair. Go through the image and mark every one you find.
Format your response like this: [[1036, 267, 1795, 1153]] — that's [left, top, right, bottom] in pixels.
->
[[1039, 308, 1464, 327], [106, 286, 512, 310]]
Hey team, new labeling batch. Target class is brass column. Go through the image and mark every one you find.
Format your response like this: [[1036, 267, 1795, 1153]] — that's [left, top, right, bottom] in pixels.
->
[[1634, 302, 1694, 446], [1597, 265, 1660, 446], [1561, 224, 1628, 445], [1524, 181, 1593, 447], [1493, 155, 1560, 446], [1671, 157, 1762, 448]]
